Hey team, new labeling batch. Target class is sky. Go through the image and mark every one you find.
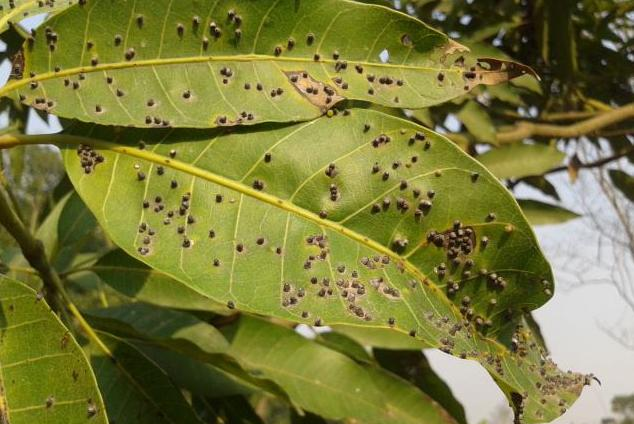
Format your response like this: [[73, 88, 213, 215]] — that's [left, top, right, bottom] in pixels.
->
[[3, 10, 634, 424]]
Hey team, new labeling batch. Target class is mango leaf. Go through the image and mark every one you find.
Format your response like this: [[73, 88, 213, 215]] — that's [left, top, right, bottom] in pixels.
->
[[456, 100, 497, 145], [85, 331, 203, 424], [374, 349, 467, 424], [226, 316, 460, 424], [608, 169, 634, 203], [36, 191, 101, 272], [0, 0, 76, 34], [517, 199, 580, 226], [62, 109, 589, 423], [9, 0, 532, 128], [85, 303, 228, 360], [83, 303, 293, 400], [93, 249, 227, 312], [330, 325, 423, 350], [522, 176, 560, 201], [477, 143, 565, 179], [138, 344, 269, 398], [315, 331, 374, 364], [0, 275, 107, 424], [194, 395, 266, 424]]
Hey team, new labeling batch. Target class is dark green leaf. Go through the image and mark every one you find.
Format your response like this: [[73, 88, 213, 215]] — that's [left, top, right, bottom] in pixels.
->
[[522, 176, 560, 201], [85, 303, 228, 360], [374, 349, 467, 424], [517, 199, 580, 226], [196, 396, 265, 424], [85, 331, 203, 424], [608, 169, 634, 202], [93, 249, 227, 312]]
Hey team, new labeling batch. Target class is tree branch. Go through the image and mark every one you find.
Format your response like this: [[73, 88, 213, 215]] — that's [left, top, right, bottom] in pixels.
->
[[545, 146, 634, 175], [508, 146, 634, 189], [0, 183, 113, 357], [496, 103, 634, 144]]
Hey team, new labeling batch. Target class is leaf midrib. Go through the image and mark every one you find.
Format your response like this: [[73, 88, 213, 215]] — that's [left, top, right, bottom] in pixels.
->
[[4, 53, 466, 97]]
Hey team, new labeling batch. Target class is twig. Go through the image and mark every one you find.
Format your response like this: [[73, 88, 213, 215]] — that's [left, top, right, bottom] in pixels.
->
[[0, 184, 113, 357], [496, 103, 634, 144]]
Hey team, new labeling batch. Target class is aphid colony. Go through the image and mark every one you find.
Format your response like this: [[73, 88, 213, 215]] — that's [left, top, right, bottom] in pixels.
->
[[76, 144, 104, 174]]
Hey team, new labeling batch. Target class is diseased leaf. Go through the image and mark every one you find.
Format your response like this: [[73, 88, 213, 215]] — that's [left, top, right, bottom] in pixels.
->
[[85, 331, 203, 424], [374, 349, 467, 424], [608, 169, 634, 202], [456, 100, 497, 144], [9, 0, 531, 128], [62, 109, 589, 423], [517, 199, 580, 226], [478, 143, 565, 179], [226, 316, 460, 424], [0, 275, 107, 424]]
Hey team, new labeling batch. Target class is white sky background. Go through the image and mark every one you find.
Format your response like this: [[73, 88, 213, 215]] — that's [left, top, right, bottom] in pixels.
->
[[3, 10, 634, 424]]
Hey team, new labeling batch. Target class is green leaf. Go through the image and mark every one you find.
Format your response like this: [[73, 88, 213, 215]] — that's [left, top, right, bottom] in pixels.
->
[[608, 169, 634, 202], [62, 109, 588, 423], [374, 349, 467, 424], [517, 199, 580, 226], [93, 249, 227, 312], [195, 396, 266, 424], [84, 303, 292, 400], [0, 275, 107, 424], [36, 191, 101, 272], [85, 303, 229, 360], [456, 100, 497, 145], [330, 325, 423, 350], [137, 345, 267, 398], [478, 144, 565, 179], [522, 176, 560, 201], [315, 331, 374, 364], [85, 331, 203, 424], [226, 316, 461, 424], [0, 0, 76, 34], [11, 0, 531, 128]]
